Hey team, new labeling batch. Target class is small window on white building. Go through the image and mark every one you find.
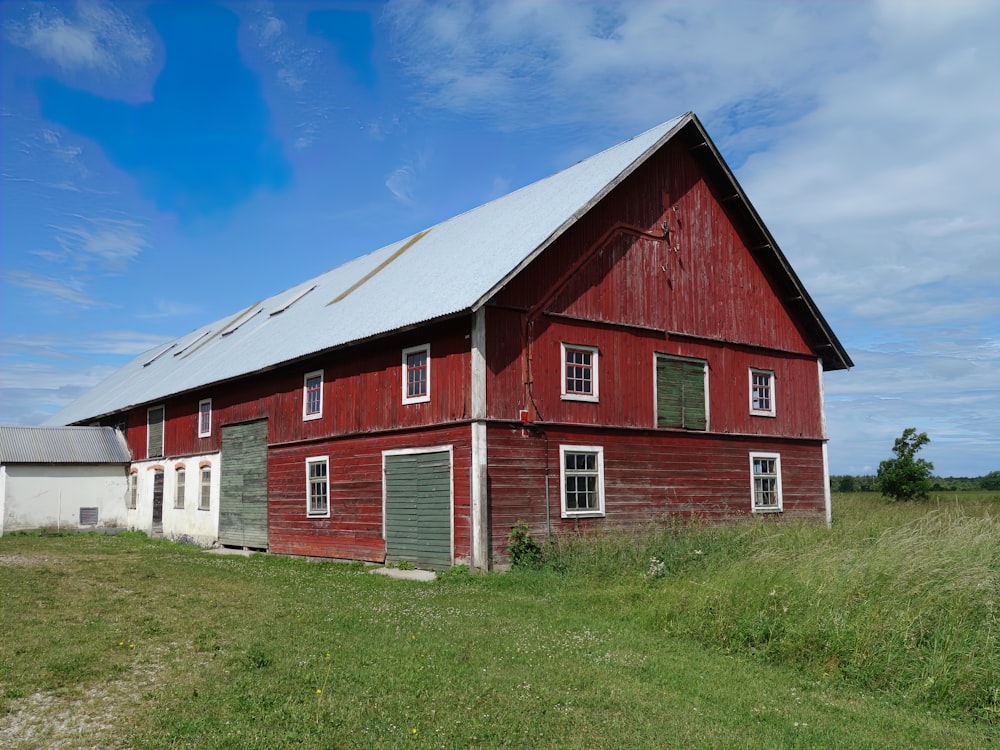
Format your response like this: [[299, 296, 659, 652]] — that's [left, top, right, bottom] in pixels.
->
[[174, 468, 186, 509], [559, 445, 606, 518], [750, 369, 775, 417], [129, 472, 138, 509], [750, 453, 783, 512], [199, 467, 212, 510], [306, 457, 330, 518], [402, 344, 430, 404]]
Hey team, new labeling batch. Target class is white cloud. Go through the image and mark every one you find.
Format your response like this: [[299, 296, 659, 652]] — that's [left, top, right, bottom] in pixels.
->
[[384, 0, 871, 134], [3, 270, 100, 306], [0, 330, 172, 424], [4, 0, 152, 74], [136, 300, 201, 320], [50, 215, 149, 272], [385, 149, 431, 206], [386, 165, 417, 205]]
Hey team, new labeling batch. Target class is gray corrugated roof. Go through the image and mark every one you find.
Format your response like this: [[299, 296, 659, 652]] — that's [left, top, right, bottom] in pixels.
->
[[44, 112, 851, 427], [0, 425, 131, 464], [46, 115, 688, 426]]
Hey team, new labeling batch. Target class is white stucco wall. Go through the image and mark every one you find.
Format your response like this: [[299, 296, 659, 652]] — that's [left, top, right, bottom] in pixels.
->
[[1, 463, 130, 535], [130, 453, 220, 547]]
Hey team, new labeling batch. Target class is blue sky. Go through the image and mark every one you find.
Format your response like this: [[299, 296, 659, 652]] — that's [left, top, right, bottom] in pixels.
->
[[1, 0, 998, 477]]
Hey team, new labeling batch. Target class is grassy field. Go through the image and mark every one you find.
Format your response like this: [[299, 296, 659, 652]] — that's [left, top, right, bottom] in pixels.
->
[[1, 492, 997, 748]]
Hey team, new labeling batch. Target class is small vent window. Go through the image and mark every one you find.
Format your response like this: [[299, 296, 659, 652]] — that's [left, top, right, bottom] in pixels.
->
[[143, 343, 176, 367], [79, 507, 99, 526], [219, 304, 262, 336], [270, 285, 316, 316], [173, 330, 212, 358]]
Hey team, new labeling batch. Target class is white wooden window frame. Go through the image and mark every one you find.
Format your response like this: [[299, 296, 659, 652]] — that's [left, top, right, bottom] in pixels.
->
[[199, 467, 212, 511], [749, 368, 776, 417], [174, 468, 186, 509], [303, 370, 324, 421], [560, 343, 599, 402], [306, 456, 331, 518], [129, 472, 138, 510], [749, 452, 783, 513], [559, 444, 606, 519], [198, 398, 213, 437], [402, 344, 431, 404]]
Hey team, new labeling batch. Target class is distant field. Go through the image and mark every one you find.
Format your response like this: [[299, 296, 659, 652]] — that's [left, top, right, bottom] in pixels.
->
[[1, 492, 996, 749]]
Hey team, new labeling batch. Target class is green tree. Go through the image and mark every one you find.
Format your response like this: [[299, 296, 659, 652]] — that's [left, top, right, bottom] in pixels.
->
[[981, 470, 1000, 491], [876, 428, 934, 501], [836, 475, 856, 493]]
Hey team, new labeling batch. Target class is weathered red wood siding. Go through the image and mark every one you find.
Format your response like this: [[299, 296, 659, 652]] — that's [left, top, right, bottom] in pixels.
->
[[494, 140, 813, 353], [267, 425, 472, 563], [487, 424, 826, 563], [525, 319, 823, 437], [116, 318, 472, 460], [486, 137, 824, 439]]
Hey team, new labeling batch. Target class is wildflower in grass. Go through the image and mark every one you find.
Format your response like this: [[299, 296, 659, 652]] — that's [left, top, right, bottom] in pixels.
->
[[316, 689, 322, 695], [411, 728, 417, 735], [645, 556, 665, 579]]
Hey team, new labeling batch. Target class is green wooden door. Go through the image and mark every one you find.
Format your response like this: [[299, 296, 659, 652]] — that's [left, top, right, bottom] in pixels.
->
[[220, 420, 268, 549], [384, 450, 452, 568]]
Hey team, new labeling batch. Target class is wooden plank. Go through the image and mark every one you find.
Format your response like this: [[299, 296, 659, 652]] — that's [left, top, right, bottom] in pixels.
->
[[220, 419, 268, 548], [384, 451, 452, 568]]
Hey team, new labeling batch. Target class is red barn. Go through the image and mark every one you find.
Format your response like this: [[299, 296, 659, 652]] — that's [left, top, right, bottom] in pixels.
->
[[48, 113, 852, 568]]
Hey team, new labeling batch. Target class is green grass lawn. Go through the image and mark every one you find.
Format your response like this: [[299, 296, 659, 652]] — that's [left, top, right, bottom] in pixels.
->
[[1, 492, 997, 749]]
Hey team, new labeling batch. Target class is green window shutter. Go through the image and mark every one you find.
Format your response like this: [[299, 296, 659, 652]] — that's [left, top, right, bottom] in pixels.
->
[[656, 357, 707, 430], [148, 406, 165, 458]]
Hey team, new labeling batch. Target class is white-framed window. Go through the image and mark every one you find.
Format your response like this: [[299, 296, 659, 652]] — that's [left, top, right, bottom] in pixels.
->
[[303, 370, 323, 420], [198, 398, 213, 437], [402, 344, 430, 404], [147, 405, 165, 458], [129, 472, 138, 509], [199, 466, 212, 510], [306, 456, 330, 518], [559, 445, 606, 518], [750, 453, 783, 512], [749, 369, 775, 417], [561, 343, 599, 402], [655, 354, 708, 430], [174, 468, 186, 509]]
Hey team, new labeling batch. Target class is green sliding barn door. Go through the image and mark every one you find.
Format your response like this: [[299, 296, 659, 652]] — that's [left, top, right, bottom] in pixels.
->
[[219, 420, 268, 549], [384, 449, 452, 568]]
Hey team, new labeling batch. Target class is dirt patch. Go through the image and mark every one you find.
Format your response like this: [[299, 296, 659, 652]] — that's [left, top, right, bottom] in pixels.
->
[[0, 658, 163, 749]]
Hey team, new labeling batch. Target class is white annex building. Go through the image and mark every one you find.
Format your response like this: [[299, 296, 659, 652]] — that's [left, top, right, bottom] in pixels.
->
[[0, 425, 132, 536]]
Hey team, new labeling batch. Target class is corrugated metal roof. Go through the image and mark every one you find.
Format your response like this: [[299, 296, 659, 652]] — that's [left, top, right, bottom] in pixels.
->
[[44, 112, 851, 427], [0, 425, 131, 464], [46, 115, 688, 426]]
